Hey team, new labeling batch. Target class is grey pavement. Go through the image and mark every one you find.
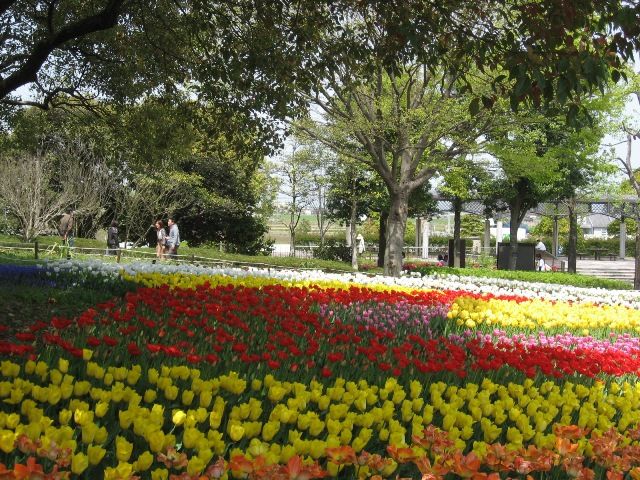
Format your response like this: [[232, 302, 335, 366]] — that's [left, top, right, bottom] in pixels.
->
[[569, 257, 635, 284]]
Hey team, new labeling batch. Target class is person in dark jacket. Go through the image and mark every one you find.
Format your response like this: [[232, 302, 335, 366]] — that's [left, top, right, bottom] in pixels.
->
[[107, 220, 119, 255]]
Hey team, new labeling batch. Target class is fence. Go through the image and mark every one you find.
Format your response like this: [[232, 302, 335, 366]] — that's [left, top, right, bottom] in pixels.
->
[[0, 240, 496, 269], [0, 241, 352, 272]]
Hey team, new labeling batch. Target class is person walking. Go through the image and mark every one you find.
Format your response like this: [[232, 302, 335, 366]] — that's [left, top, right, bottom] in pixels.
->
[[166, 217, 180, 259], [59, 208, 74, 247], [356, 233, 365, 254], [107, 220, 119, 255], [155, 220, 167, 259]]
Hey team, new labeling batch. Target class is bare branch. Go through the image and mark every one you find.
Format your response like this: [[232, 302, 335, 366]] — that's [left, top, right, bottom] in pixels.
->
[[0, 139, 113, 241]]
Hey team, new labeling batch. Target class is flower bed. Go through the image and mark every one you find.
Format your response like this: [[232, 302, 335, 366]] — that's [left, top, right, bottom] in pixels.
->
[[1, 260, 640, 478]]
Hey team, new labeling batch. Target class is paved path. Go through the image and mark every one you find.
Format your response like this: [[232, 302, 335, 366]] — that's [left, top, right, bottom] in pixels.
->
[[572, 258, 635, 284]]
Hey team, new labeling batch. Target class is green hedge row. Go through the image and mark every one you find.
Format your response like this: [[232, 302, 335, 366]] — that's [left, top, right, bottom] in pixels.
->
[[413, 266, 633, 290]]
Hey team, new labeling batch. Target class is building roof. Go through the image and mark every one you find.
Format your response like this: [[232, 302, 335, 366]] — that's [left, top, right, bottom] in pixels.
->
[[580, 213, 613, 229]]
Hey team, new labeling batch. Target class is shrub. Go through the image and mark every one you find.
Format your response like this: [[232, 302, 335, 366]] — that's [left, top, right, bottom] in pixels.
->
[[412, 265, 632, 290], [312, 239, 351, 262]]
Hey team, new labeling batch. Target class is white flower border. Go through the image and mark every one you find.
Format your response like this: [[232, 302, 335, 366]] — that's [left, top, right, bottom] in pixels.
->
[[39, 259, 640, 309]]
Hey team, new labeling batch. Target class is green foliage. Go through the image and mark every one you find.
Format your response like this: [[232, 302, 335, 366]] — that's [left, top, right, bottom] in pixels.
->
[[413, 266, 632, 290], [530, 217, 570, 238], [2, 101, 274, 251], [608, 218, 637, 236], [357, 217, 422, 245], [575, 238, 636, 257], [312, 239, 352, 263], [460, 216, 485, 237]]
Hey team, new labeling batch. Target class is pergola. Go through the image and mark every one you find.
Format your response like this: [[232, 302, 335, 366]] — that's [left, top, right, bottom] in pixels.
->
[[415, 196, 640, 259]]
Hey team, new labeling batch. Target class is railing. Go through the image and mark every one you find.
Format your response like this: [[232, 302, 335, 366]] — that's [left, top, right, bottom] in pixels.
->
[[0, 241, 354, 272], [0, 240, 497, 270]]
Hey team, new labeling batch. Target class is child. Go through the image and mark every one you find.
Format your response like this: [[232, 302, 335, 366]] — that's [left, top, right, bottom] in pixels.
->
[[537, 254, 545, 272]]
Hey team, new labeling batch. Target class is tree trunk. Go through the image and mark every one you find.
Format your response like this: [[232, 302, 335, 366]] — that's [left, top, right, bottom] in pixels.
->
[[377, 209, 388, 268], [317, 189, 326, 246], [508, 200, 521, 271], [350, 198, 358, 270], [289, 227, 296, 257], [483, 217, 491, 255], [453, 197, 462, 268], [635, 216, 640, 290], [567, 201, 577, 274], [319, 216, 326, 246], [384, 190, 409, 277]]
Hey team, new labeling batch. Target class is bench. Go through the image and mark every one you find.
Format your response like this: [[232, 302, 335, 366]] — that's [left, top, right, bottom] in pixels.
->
[[606, 252, 618, 261], [577, 252, 590, 260]]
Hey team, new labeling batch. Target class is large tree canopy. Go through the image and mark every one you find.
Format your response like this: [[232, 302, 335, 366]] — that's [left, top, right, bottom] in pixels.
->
[[2, 1, 639, 127]]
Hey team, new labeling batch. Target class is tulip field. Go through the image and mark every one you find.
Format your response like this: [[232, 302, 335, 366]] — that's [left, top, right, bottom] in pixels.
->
[[3, 261, 640, 479]]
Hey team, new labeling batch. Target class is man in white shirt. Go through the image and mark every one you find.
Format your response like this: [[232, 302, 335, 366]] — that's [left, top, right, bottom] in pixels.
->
[[535, 239, 546, 252], [167, 217, 180, 258]]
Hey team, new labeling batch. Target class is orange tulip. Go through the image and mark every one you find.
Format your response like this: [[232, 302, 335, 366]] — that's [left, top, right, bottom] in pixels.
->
[[414, 456, 449, 479], [356, 452, 393, 473], [325, 446, 357, 465], [387, 445, 420, 464], [205, 458, 226, 479], [0, 463, 14, 480], [229, 454, 255, 478], [13, 457, 46, 480], [484, 444, 517, 472], [157, 447, 189, 470], [282, 455, 327, 480], [450, 451, 482, 478], [555, 438, 579, 457], [553, 425, 589, 441], [629, 467, 640, 480]]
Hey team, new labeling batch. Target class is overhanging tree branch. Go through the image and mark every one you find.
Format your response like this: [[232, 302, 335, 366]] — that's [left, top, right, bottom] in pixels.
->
[[0, 0, 127, 100]]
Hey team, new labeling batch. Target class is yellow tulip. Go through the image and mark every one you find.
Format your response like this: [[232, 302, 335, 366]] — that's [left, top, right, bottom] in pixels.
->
[[182, 390, 194, 406], [81, 423, 98, 444], [164, 385, 178, 401], [25, 360, 36, 375], [71, 452, 89, 475], [183, 427, 202, 449], [229, 424, 245, 442], [58, 358, 69, 374], [187, 456, 206, 476], [115, 436, 133, 462], [59, 409, 72, 425], [172, 410, 187, 426], [95, 401, 109, 418], [135, 451, 154, 471], [151, 468, 169, 480], [94, 426, 108, 444], [148, 430, 165, 453], [87, 444, 106, 465], [199, 390, 212, 408], [0, 430, 15, 453], [104, 462, 134, 480], [144, 389, 157, 403]]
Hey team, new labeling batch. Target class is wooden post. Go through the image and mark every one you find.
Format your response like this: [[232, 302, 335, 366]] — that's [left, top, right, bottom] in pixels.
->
[[34, 241, 39, 259], [620, 215, 626, 259], [191, 254, 195, 262], [116, 250, 121, 263]]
